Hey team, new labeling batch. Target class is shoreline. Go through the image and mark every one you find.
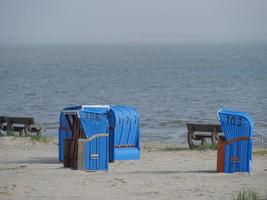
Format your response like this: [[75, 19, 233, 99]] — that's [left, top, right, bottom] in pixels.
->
[[0, 136, 267, 200]]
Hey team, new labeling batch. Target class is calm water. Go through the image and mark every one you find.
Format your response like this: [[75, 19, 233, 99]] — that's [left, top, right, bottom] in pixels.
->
[[0, 42, 266, 143]]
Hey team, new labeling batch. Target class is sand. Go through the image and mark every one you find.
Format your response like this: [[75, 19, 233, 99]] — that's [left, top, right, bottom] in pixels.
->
[[0, 136, 266, 200]]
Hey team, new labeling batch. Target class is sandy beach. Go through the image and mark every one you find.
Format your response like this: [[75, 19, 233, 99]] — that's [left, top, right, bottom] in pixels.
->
[[0, 136, 266, 200]]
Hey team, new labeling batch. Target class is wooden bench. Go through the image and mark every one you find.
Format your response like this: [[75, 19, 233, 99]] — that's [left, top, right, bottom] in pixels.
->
[[0, 116, 41, 136], [186, 123, 224, 149]]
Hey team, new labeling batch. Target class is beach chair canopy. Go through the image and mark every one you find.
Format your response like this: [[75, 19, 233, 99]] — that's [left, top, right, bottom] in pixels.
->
[[62, 105, 110, 138], [217, 108, 254, 141]]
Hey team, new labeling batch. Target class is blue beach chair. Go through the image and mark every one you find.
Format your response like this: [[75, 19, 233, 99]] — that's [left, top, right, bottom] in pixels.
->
[[217, 108, 254, 173]]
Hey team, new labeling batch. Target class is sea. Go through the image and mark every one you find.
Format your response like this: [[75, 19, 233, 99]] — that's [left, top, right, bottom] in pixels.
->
[[0, 41, 266, 143]]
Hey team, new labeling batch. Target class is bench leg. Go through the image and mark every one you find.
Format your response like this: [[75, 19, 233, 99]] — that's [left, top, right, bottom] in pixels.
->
[[19, 129, 24, 136], [211, 128, 219, 145], [201, 138, 207, 145], [6, 124, 12, 135], [187, 131, 194, 149], [25, 125, 30, 136]]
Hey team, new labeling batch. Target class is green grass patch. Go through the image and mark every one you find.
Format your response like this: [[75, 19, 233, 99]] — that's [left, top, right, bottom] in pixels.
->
[[29, 134, 48, 143], [163, 143, 217, 151], [6, 131, 16, 136], [253, 149, 267, 156], [1, 132, 49, 143], [1, 131, 20, 137], [191, 143, 217, 150], [163, 146, 189, 151], [233, 188, 264, 200]]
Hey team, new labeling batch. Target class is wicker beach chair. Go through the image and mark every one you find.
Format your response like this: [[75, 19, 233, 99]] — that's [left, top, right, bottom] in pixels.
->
[[217, 108, 254, 173]]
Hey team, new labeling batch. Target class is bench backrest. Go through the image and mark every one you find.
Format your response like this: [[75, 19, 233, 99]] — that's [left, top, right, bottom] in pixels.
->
[[186, 123, 222, 132], [0, 116, 34, 125]]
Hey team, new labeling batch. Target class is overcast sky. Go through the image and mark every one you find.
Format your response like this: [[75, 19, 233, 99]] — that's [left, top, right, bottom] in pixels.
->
[[0, 0, 267, 43]]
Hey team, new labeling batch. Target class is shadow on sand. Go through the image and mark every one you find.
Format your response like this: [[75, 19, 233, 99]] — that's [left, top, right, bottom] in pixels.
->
[[2, 157, 60, 164], [129, 170, 216, 174]]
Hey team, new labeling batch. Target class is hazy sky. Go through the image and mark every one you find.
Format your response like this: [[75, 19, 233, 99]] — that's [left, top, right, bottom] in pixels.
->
[[0, 0, 267, 43]]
